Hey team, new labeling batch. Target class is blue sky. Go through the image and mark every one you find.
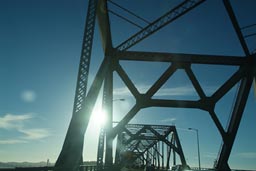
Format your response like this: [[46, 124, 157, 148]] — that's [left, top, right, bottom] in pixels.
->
[[0, 0, 256, 170]]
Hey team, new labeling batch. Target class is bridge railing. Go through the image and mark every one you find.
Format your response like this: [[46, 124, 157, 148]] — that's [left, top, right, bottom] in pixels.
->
[[80, 165, 97, 171], [190, 167, 215, 170], [0, 165, 97, 171]]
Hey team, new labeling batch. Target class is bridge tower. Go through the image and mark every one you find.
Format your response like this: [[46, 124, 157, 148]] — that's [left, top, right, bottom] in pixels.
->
[[54, 0, 256, 171]]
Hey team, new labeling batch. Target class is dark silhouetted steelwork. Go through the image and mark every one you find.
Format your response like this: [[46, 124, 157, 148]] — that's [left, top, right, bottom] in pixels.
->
[[54, 0, 256, 171]]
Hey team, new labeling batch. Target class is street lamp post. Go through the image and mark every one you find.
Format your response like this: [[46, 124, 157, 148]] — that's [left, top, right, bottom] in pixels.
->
[[188, 128, 201, 170]]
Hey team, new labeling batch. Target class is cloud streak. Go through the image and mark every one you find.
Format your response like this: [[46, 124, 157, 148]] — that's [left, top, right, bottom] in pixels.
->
[[19, 128, 51, 140], [113, 85, 216, 97], [204, 152, 217, 159], [0, 113, 33, 130], [0, 113, 51, 144], [154, 86, 196, 96], [0, 139, 27, 145], [160, 117, 177, 123], [236, 152, 256, 159]]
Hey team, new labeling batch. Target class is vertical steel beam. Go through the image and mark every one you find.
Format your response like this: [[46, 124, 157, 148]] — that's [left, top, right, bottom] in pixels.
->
[[103, 55, 114, 169], [173, 148, 176, 166], [157, 142, 160, 170], [153, 144, 156, 166], [96, 128, 105, 171], [166, 134, 172, 169], [146, 150, 149, 166], [162, 141, 164, 168], [114, 133, 122, 165]]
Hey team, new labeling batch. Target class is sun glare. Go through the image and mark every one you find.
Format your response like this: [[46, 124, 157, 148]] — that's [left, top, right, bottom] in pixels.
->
[[91, 108, 107, 126]]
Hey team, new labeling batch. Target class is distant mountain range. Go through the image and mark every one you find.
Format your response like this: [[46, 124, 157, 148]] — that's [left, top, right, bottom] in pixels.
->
[[0, 162, 53, 168], [0, 161, 96, 168]]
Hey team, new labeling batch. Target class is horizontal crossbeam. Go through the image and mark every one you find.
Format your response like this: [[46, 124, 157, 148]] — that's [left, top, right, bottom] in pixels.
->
[[116, 50, 245, 65]]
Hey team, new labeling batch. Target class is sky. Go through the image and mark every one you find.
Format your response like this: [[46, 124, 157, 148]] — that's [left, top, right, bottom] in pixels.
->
[[0, 0, 256, 170]]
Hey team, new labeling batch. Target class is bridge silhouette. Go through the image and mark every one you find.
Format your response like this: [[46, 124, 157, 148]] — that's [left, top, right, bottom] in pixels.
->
[[2, 1, 255, 171], [53, 0, 255, 171]]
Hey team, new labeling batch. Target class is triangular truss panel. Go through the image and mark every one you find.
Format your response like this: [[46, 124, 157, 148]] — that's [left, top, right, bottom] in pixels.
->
[[119, 60, 170, 94], [214, 82, 241, 130], [153, 69, 200, 100], [191, 64, 240, 97]]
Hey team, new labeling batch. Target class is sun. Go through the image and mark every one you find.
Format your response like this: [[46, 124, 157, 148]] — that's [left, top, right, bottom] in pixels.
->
[[90, 108, 107, 126]]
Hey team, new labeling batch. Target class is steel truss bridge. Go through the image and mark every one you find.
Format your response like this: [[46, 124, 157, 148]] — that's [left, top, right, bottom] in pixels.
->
[[114, 124, 187, 170], [53, 0, 256, 171]]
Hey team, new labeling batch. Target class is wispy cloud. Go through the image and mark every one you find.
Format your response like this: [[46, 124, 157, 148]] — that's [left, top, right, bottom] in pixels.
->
[[19, 128, 51, 140], [0, 139, 27, 144], [204, 152, 217, 159], [0, 113, 51, 144], [113, 85, 216, 97], [21, 90, 36, 102], [0, 113, 33, 129], [160, 117, 177, 123], [113, 87, 131, 96], [236, 152, 256, 159], [155, 86, 196, 96]]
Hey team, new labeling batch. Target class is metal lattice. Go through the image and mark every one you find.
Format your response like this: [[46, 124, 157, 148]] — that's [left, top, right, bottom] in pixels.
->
[[73, 0, 98, 114], [54, 0, 98, 170]]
